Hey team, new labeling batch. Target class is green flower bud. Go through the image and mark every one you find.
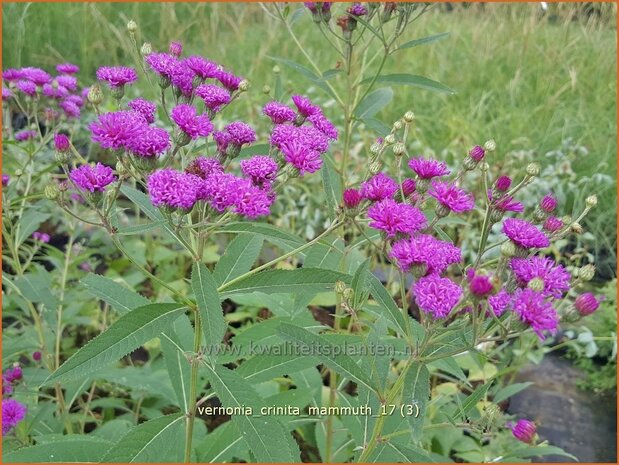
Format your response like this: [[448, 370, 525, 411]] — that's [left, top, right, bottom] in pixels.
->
[[411, 263, 427, 279], [527, 277, 545, 292], [392, 142, 406, 156], [335, 280, 347, 294], [526, 162, 540, 177], [393, 120, 403, 131], [141, 42, 152, 56], [127, 20, 138, 34], [403, 111, 415, 123], [484, 139, 497, 152], [87, 84, 104, 106], [272, 65, 280, 74], [44, 184, 60, 200], [238, 80, 250, 92], [110, 85, 125, 100], [416, 178, 430, 194], [342, 287, 354, 302], [489, 208, 504, 223], [570, 222, 583, 234], [501, 241, 516, 257], [54, 150, 72, 165], [370, 143, 381, 155], [262, 85, 271, 94], [578, 264, 596, 282], [435, 202, 450, 218], [384, 134, 396, 145], [585, 195, 598, 208], [369, 161, 382, 174]]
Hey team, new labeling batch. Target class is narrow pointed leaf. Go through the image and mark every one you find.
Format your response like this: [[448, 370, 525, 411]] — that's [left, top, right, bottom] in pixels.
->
[[81, 273, 150, 315], [192, 263, 226, 349], [354, 87, 393, 120], [398, 32, 450, 50], [365, 73, 455, 94], [402, 362, 430, 441], [2, 437, 114, 463], [213, 235, 263, 286], [43, 303, 186, 385]]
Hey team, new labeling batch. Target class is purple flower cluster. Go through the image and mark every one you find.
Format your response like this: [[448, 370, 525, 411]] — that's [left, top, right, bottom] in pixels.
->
[[368, 199, 427, 238], [503, 218, 550, 249], [196, 84, 231, 113], [147, 169, 200, 211], [128, 98, 157, 124], [96, 66, 138, 89], [263, 101, 296, 124], [2, 366, 23, 395], [390, 234, 461, 275], [408, 157, 450, 179], [510, 256, 570, 298], [171, 104, 213, 139], [70, 163, 116, 193], [360, 173, 398, 202], [15, 130, 37, 142], [32, 231, 51, 243], [240, 155, 278, 186], [429, 181, 475, 213], [89, 111, 147, 150], [2, 399, 27, 436], [413, 274, 463, 319]]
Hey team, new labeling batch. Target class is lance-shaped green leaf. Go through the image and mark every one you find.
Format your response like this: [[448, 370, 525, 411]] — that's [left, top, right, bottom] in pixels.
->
[[354, 87, 393, 120], [192, 263, 226, 350], [120, 185, 177, 240], [219, 268, 350, 298], [236, 350, 320, 384], [402, 362, 430, 441], [458, 381, 492, 419], [101, 413, 185, 463], [2, 436, 114, 463], [363, 73, 455, 94], [161, 326, 191, 412], [203, 364, 299, 462], [217, 222, 304, 251], [320, 154, 342, 218], [81, 273, 150, 315], [213, 235, 263, 286], [42, 303, 186, 385], [16, 210, 50, 247], [398, 32, 450, 50], [367, 273, 407, 337], [278, 323, 377, 393]]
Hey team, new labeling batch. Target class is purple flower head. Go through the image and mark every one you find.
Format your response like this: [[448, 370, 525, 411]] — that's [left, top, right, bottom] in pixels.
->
[[291, 95, 321, 118], [169, 41, 183, 57], [390, 234, 461, 275], [540, 193, 557, 213], [270, 124, 330, 154], [65, 94, 84, 107], [240, 156, 278, 185], [15, 130, 37, 142], [343, 188, 362, 209], [89, 111, 146, 150], [511, 419, 537, 444], [148, 169, 199, 210], [308, 113, 338, 140], [281, 140, 323, 175], [213, 131, 231, 153], [199, 173, 242, 209], [216, 69, 242, 91], [186, 156, 224, 180], [408, 157, 450, 179], [2, 174, 10, 187], [574, 292, 602, 316], [225, 121, 256, 146], [304, 2, 319, 13], [489, 190, 524, 213], [263, 101, 296, 124], [348, 3, 368, 16], [32, 351, 42, 362], [543, 216, 563, 233], [413, 274, 463, 319], [2, 399, 27, 436], [96, 66, 138, 88], [402, 178, 416, 197], [185, 56, 220, 79], [235, 183, 275, 218], [145, 53, 177, 80], [170, 104, 213, 139], [168, 60, 194, 97], [70, 163, 116, 193], [510, 256, 570, 298], [512, 288, 558, 339], [467, 269, 494, 297], [360, 173, 398, 202], [21, 67, 52, 85], [56, 63, 79, 74], [503, 218, 550, 249], [489, 289, 511, 317], [54, 133, 70, 153], [32, 231, 50, 243], [3, 68, 26, 81], [368, 199, 427, 238], [4, 366, 22, 383], [55, 75, 77, 91], [429, 181, 475, 213], [128, 98, 157, 124], [59, 99, 80, 119], [42, 83, 69, 99], [196, 84, 231, 113], [468, 145, 485, 162], [2, 87, 13, 100], [16, 80, 37, 97], [495, 175, 512, 192], [126, 126, 171, 158]]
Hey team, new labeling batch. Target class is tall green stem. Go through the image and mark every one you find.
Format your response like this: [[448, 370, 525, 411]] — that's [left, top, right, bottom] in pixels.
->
[[183, 313, 202, 463]]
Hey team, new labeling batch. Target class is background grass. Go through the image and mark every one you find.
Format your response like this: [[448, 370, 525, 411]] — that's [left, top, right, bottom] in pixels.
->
[[3, 1, 617, 274]]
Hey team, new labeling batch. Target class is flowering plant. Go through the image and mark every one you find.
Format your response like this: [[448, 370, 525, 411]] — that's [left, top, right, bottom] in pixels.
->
[[1, 5, 604, 464]]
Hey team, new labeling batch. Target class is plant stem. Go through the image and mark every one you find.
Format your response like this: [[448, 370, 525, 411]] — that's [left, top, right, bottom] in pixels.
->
[[183, 312, 202, 463]]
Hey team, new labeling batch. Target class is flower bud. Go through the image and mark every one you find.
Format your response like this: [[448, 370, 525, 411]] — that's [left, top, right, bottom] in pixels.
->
[[54, 133, 70, 153], [369, 143, 381, 155], [343, 188, 361, 209], [403, 111, 415, 123], [526, 162, 540, 177], [32, 351, 42, 362], [500, 241, 516, 257], [411, 263, 428, 279], [393, 120, 403, 131], [54, 150, 72, 165], [585, 195, 598, 208], [540, 194, 557, 213], [140, 42, 152, 56], [435, 202, 450, 218], [489, 208, 504, 223], [384, 134, 396, 145], [262, 85, 271, 94], [169, 41, 183, 58], [527, 277, 545, 292], [238, 80, 250, 92], [127, 20, 138, 34], [87, 84, 104, 106], [272, 65, 281, 74], [416, 178, 430, 194], [392, 142, 405, 157], [511, 419, 536, 444], [570, 222, 583, 234], [495, 175, 512, 192], [578, 264, 595, 281], [342, 287, 354, 302], [468, 145, 486, 162], [115, 161, 127, 176], [110, 85, 125, 100], [574, 293, 602, 316], [369, 161, 382, 174], [543, 216, 563, 233], [58, 181, 69, 192], [44, 183, 60, 200], [484, 139, 497, 152], [335, 280, 347, 294]]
